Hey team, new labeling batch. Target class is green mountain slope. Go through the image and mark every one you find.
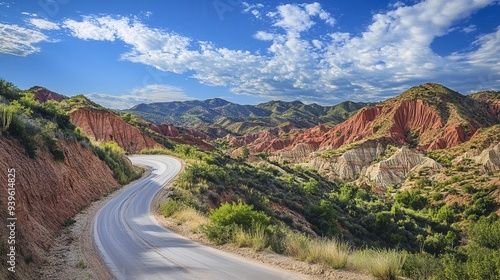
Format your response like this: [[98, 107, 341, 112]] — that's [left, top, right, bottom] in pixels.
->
[[125, 98, 372, 137]]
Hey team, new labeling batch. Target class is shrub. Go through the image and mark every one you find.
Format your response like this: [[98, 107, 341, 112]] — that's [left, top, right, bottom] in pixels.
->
[[436, 205, 455, 224], [402, 252, 440, 280], [161, 199, 184, 217], [302, 178, 319, 194], [468, 217, 500, 249], [208, 202, 270, 230], [202, 202, 270, 244], [395, 190, 428, 210]]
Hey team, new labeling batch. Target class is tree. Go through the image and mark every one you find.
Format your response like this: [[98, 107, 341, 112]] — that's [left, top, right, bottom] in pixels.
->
[[241, 146, 250, 160]]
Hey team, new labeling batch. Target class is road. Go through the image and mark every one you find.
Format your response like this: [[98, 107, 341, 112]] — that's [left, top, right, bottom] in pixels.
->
[[94, 155, 303, 280]]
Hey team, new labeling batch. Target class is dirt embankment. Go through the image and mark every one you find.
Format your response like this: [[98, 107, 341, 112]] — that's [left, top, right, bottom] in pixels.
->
[[0, 137, 118, 280]]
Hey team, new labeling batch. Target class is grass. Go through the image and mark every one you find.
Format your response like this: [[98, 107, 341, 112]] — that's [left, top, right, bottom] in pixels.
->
[[285, 234, 350, 269], [347, 249, 406, 280], [234, 223, 268, 251], [170, 207, 207, 232]]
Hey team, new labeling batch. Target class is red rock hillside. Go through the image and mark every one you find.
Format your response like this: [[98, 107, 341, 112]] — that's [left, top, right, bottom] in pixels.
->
[[70, 108, 159, 153], [149, 124, 215, 151], [233, 83, 500, 154], [0, 137, 118, 279]]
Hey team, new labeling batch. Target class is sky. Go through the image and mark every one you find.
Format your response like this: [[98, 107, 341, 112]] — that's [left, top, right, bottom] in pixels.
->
[[1, 0, 500, 109]]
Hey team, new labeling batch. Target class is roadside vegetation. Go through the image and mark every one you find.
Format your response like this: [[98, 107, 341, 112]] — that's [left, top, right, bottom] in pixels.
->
[[145, 143, 499, 280], [0, 80, 142, 185]]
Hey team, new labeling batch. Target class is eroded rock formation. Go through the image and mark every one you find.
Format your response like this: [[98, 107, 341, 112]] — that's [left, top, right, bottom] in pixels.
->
[[70, 108, 159, 153], [0, 137, 118, 269]]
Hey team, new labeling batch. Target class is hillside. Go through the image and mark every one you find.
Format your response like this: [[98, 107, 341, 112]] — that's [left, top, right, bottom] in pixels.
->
[[0, 81, 142, 279], [125, 98, 371, 137]]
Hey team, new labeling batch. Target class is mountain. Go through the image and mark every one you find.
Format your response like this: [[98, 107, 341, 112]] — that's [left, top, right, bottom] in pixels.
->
[[228, 83, 500, 189], [125, 98, 372, 137], [236, 83, 499, 153]]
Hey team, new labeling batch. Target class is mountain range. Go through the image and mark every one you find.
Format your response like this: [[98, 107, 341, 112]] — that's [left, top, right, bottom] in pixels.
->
[[126, 98, 372, 137]]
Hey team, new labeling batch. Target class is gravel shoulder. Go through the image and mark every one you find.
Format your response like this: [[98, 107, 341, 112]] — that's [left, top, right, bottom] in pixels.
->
[[35, 167, 151, 280]]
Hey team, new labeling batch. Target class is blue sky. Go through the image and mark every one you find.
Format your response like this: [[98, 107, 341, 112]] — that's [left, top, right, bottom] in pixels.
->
[[1, 0, 500, 109]]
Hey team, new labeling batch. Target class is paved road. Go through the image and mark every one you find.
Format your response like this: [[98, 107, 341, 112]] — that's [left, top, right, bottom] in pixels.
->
[[94, 155, 302, 280]]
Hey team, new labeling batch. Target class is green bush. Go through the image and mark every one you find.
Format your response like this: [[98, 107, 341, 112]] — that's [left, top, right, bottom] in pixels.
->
[[202, 202, 270, 244], [161, 199, 184, 217], [208, 202, 270, 230], [402, 252, 440, 280], [468, 217, 500, 249], [395, 190, 428, 210], [436, 205, 455, 224]]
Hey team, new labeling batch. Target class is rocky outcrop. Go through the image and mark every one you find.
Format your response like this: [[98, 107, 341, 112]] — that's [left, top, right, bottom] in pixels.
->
[[473, 143, 500, 172], [70, 108, 159, 153], [150, 124, 180, 137], [363, 147, 441, 187], [150, 124, 214, 151], [0, 137, 118, 270], [29, 86, 66, 103], [306, 141, 384, 181]]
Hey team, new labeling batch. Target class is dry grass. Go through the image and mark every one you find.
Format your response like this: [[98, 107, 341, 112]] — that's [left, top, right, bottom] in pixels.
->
[[347, 249, 406, 280], [234, 224, 268, 251], [285, 233, 350, 269], [171, 207, 207, 232]]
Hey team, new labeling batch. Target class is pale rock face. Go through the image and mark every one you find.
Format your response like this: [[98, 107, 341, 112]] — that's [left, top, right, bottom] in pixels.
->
[[364, 147, 441, 187], [274, 143, 317, 162], [306, 142, 384, 181], [473, 143, 500, 172]]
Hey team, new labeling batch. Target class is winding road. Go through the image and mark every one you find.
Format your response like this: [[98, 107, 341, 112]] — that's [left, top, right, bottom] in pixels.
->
[[93, 155, 303, 280]]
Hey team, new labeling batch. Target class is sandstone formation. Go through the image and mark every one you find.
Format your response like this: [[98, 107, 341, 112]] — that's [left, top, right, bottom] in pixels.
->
[[363, 147, 441, 187], [0, 137, 118, 269], [473, 143, 500, 172], [306, 141, 384, 181], [70, 108, 159, 153]]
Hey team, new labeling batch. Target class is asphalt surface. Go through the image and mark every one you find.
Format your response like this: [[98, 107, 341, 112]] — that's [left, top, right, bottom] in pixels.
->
[[94, 155, 303, 280]]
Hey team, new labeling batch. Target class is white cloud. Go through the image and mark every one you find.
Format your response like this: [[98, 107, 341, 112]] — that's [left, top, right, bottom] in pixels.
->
[[84, 84, 193, 109], [242, 2, 264, 18], [63, 16, 117, 41], [462, 24, 477, 33], [268, 2, 335, 34], [0, 23, 49, 56], [29, 18, 60, 30], [61, 1, 500, 103]]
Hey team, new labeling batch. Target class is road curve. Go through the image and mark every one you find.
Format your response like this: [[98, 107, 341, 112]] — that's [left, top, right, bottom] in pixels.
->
[[94, 155, 303, 280]]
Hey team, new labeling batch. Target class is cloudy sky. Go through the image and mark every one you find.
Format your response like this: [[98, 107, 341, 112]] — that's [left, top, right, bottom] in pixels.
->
[[1, 0, 499, 109]]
